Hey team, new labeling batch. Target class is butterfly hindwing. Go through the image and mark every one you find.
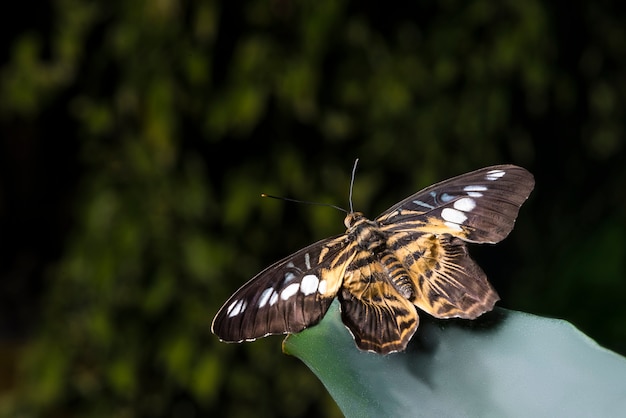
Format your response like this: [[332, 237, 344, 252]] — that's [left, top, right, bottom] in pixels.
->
[[377, 165, 535, 243], [211, 236, 347, 342], [339, 250, 419, 354], [388, 231, 499, 319]]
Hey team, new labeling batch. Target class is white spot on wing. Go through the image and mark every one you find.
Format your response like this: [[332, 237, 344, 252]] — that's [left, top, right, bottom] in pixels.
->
[[258, 287, 274, 308], [304, 253, 311, 270], [226, 300, 238, 316], [464, 185, 487, 192], [269, 291, 279, 306], [464, 185, 487, 197], [284, 271, 296, 283], [300, 274, 319, 295], [413, 200, 435, 209], [228, 299, 247, 317], [441, 193, 455, 202], [485, 169, 505, 181], [318, 280, 327, 294], [444, 221, 463, 231], [454, 197, 476, 212], [280, 283, 300, 300], [441, 208, 467, 224]]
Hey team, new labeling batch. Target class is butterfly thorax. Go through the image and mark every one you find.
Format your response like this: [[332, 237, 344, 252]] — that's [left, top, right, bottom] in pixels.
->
[[344, 212, 386, 253]]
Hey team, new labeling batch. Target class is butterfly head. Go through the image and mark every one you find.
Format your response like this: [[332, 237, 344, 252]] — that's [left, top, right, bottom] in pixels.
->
[[344, 211, 365, 229], [344, 211, 387, 253]]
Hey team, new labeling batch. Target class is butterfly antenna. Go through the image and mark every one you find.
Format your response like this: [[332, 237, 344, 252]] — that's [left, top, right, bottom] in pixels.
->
[[349, 158, 359, 213], [261, 194, 347, 213]]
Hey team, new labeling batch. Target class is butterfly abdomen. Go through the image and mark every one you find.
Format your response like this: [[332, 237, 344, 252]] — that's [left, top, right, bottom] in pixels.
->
[[381, 251, 415, 299]]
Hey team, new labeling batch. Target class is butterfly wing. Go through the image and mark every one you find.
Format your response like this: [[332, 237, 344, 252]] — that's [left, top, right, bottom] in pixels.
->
[[211, 235, 349, 342], [339, 250, 419, 354], [376, 165, 534, 319], [387, 231, 499, 318], [377, 165, 535, 243]]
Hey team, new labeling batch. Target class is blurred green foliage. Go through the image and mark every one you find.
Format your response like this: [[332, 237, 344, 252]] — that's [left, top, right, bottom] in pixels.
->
[[1, 0, 625, 417]]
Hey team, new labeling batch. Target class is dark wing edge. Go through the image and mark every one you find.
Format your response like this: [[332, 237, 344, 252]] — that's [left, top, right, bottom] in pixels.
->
[[211, 235, 348, 343], [377, 165, 535, 244]]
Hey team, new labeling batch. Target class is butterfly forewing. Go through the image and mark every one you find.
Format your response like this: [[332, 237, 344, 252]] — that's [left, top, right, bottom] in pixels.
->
[[211, 236, 347, 342], [377, 165, 535, 243]]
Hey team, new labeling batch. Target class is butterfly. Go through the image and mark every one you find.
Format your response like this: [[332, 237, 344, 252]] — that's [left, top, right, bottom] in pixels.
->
[[212, 164, 534, 354]]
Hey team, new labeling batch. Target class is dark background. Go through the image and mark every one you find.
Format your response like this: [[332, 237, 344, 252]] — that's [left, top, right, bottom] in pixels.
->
[[1, 1, 625, 417]]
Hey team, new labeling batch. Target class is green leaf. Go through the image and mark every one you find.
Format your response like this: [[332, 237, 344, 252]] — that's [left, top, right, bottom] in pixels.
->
[[284, 300, 626, 417]]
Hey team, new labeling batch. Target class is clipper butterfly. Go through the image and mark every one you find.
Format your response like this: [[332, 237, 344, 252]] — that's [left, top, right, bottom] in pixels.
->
[[212, 164, 534, 354]]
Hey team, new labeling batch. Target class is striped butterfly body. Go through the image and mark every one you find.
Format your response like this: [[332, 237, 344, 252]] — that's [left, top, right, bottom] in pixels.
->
[[212, 165, 534, 354]]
